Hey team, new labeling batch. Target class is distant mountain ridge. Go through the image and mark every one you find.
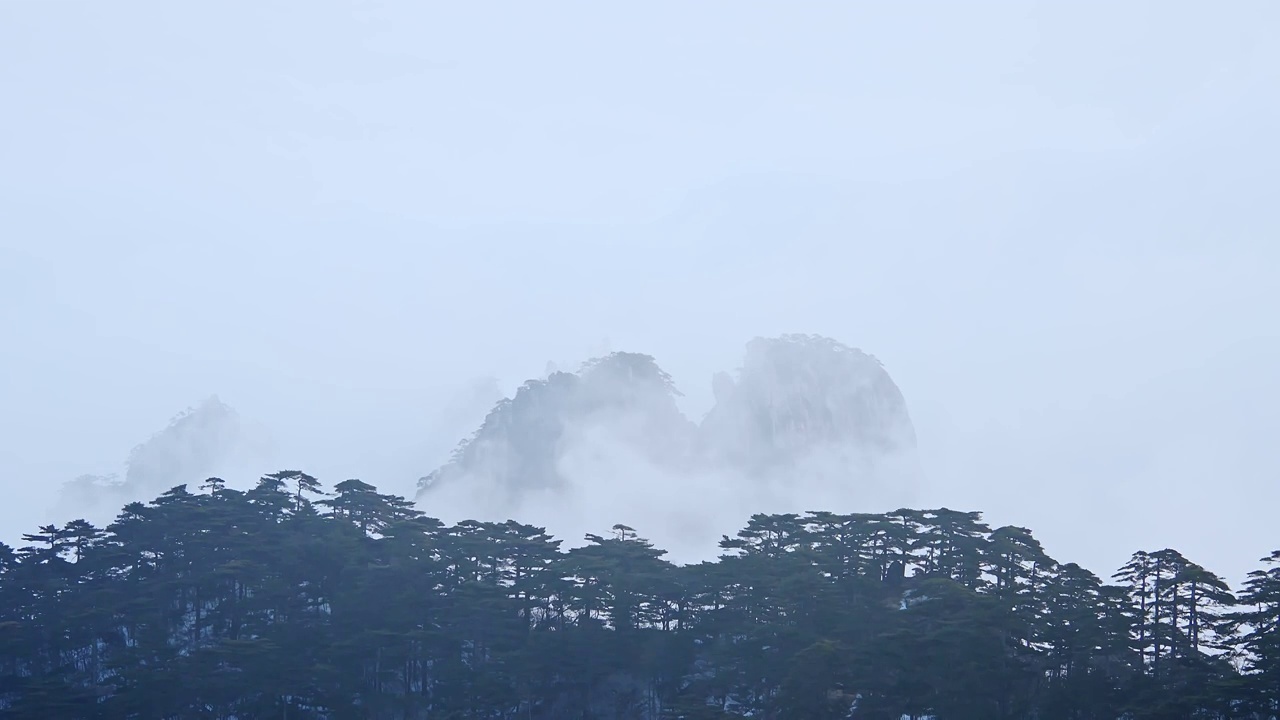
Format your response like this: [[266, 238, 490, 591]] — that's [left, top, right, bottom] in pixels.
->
[[418, 352, 695, 494], [699, 334, 915, 472], [418, 335, 917, 498], [51, 396, 255, 521], [49, 337, 917, 523]]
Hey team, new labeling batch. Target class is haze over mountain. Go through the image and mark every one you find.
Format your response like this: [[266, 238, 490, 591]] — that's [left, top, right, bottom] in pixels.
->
[[5, 0, 1278, 597], [43, 335, 917, 562], [419, 352, 693, 497], [418, 335, 920, 559], [699, 334, 916, 472], [49, 396, 267, 524]]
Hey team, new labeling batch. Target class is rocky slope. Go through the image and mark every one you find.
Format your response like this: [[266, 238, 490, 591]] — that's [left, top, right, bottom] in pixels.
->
[[419, 352, 694, 495], [698, 334, 916, 473], [50, 396, 252, 520], [418, 335, 916, 498]]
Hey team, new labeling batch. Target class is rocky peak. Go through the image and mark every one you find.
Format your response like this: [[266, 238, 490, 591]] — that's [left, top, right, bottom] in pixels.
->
[[419, 336, 917, 498], [699, 334, 916, 471]]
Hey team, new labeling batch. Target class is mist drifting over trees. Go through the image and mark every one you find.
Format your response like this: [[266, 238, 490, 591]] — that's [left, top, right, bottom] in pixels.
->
[[14, 335, 1279, 718], [52, 336, 923, 564], [5, 474, 1280, 718], [417, 336, 921, 560]]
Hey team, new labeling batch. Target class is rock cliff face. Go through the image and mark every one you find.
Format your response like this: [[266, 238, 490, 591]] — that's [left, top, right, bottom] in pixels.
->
[[418, 336, 916, 498], [419, 352, 694, 494], [122, 396, 245, 494], [698, 334, 916, 474], [51, 396, 252, 520], [421, 371, 582, 493]]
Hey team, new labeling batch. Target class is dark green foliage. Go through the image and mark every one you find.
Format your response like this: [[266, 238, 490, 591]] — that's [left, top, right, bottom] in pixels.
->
[[1, 474, 1273, 719]]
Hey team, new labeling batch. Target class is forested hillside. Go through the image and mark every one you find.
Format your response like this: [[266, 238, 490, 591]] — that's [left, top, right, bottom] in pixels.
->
[[2, 472, 1277, 719]]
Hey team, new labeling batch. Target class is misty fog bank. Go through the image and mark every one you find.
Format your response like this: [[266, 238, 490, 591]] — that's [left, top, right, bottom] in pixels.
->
[[41, 335, 925, 565], [3, 0, 1277, 596]]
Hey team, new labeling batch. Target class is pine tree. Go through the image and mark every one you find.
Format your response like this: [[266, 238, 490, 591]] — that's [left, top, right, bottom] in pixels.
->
[[0, 472, 1253, 719], [1233, 550, 1280, 716]]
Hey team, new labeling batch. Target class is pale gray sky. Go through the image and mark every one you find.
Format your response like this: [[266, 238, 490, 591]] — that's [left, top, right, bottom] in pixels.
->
[[2, 1, 1277, 583]]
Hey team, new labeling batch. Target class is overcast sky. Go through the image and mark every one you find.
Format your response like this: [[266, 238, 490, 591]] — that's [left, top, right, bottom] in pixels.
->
[[2, 1, 1277, 584]]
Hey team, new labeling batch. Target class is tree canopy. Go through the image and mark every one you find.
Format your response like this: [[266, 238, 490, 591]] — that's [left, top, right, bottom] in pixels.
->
[[0, 472, 1275, 719]]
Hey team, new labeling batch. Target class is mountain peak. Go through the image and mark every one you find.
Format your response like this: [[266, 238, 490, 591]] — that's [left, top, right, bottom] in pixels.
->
[[699, 334, 916, 472], [419, 335, 917, 498]]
